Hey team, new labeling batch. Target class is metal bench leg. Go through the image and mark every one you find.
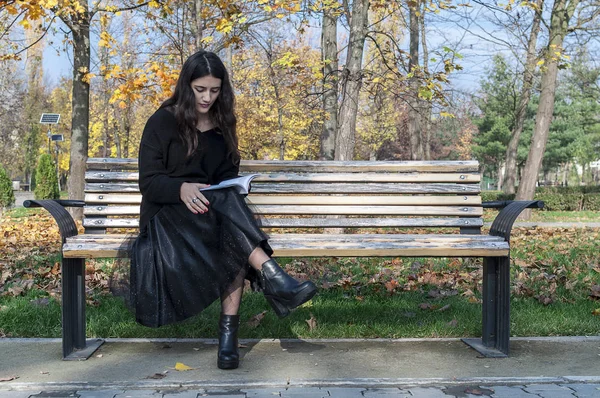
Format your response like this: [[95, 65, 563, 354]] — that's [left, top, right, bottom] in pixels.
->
[[62, 257, 104, 360], [462, 256, 509, 358]]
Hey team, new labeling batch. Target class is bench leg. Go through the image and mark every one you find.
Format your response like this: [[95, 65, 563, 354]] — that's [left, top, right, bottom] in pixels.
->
[[462, 256, 510, 358], [62, 258, 104, 360]]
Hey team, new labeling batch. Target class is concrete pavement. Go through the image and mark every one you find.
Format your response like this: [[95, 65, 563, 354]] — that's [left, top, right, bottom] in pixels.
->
[[1, 337, 599, 397]]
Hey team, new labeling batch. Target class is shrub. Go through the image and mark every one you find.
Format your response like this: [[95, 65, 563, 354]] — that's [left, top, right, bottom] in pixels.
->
[[0, 164, 15, 208], [533, 192, 584, 211], [583, 194, 600, 211], [34, 154, 59, 200], [481, 191, 515, 202]]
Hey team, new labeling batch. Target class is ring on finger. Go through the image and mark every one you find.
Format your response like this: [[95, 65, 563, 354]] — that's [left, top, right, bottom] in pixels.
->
[[192, 198, 198, 204]]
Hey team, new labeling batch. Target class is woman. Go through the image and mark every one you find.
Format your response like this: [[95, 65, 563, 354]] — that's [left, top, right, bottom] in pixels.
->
[[130, 50, 317, 370]]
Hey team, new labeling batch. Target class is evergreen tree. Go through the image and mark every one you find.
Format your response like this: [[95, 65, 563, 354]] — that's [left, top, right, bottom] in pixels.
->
[[0, 164, 15, 209], [34, 154, 60, 200]]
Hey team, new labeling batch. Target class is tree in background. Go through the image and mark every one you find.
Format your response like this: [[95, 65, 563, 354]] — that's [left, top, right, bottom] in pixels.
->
[[0, 164, 15, 209], [34, 153, 59, 200]]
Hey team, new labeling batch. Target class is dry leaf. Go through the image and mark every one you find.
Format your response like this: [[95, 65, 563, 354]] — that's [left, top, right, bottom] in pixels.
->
[[96, 354, 103, 358], [174, 362, 194, 371], [305, 313, 317, 331], [419, 303, 432, 310], [0, 376, 18, 382], [591, 285, 600, 299], [247, 311, 267, 329], [592, 308, 600, 316], [446, 319, 458, 327], [437, 304, 451, 312], [146, 372, 168, 379], [40, 371, 49, 375]]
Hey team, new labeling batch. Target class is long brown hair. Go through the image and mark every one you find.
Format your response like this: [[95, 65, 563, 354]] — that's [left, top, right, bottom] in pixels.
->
[[161, 50, 239, 162]]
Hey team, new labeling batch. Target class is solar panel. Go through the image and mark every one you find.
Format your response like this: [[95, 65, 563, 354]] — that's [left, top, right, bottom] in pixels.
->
[[40, 113, 61, 124]]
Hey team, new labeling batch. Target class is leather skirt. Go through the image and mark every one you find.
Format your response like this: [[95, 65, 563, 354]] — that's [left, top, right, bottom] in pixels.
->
[[130, 188, 272, 328]]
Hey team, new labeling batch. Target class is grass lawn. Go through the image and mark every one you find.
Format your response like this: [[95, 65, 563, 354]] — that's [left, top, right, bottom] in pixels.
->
[[0, 207, 599, 339]]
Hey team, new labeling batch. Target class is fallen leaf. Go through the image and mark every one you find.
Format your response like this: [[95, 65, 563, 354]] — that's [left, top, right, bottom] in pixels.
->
[[591, 285, 600, 300], [0, 376, 18, 382], [30, 298, 50, 307], [247, 311, 267, 329], [145, 372, 168, 379], [437, 304, 451, 312], [419, 303, 433, 310], [446, 319, 458, 327], [238, 343, 248, 348], [174, 362, 194, 371], [592, 308, 600, 316], [40, 371, 49, 375], [305, 313, 317, 331], [96, 354, 103, 358]]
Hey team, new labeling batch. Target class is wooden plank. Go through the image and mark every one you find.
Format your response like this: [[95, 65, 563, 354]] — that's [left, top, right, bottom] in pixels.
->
[[84, 182, 481, 194], [240, 160, 480, 173], [83, 194, 482, 206], [67, 233, 503, 245], [250, 183, 481, 194], [87, 158, 480, 173], [248, 195, 482, 206], [85, 171, 481, 184], [83, 216, 484, 229], [83, 205, 483, 216], [85, 193, 142, 204], [252, 205, 484, 216], [84, 218, 140, 228], [250, 173, 480, 183], [63, 235, 508, 258], [86, 183, 139, 193]]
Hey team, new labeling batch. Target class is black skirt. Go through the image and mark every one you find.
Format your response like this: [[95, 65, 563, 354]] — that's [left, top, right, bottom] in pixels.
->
[[130, 188, 272, 328]]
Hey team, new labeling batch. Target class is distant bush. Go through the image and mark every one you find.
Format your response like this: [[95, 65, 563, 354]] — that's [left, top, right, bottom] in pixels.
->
[[0, 165, 15, 208], [34, 154, 59, 200], [482, 188, 599, 211]]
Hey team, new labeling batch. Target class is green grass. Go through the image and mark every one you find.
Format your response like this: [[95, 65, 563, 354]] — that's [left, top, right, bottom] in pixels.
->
[[1, 286, 598, 339]]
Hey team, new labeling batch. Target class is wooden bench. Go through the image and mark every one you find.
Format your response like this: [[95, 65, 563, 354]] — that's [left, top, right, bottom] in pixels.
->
[[24, 158, 543, 360]]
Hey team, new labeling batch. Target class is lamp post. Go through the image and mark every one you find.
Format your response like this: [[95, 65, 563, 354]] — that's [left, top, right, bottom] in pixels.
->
[[39, 113, 62, 190]]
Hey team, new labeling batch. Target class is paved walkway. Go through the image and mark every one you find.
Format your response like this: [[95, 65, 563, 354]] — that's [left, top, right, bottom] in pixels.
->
[[1, 337, 599, 397]]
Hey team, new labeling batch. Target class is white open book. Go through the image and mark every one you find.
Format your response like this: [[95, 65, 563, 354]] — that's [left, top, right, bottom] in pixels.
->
[[199, 174, 259, 195]]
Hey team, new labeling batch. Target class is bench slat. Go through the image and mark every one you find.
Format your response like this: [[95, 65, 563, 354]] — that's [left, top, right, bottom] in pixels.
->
[[83, 217, 484, 229], [63, 234, 508, 258], [84, 193, 482, 206], [83, 205, 483, 216], [85, 171, 480, 183], [87, 158, 480, 173], [84, 182, 481, 194]]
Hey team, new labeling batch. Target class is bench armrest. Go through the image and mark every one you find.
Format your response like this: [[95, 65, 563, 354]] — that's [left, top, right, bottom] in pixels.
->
[[487, 200, 545, 242], [23, 199, 81, 242]]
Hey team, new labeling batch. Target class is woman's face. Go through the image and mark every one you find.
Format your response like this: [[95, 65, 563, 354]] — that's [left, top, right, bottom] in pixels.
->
[[190, 75, 222, 115]]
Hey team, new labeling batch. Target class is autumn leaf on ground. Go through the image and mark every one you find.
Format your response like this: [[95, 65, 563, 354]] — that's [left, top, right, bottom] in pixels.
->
[[419, 303, 433, 310], [592, 309, 600, 316], [145, 371, 168, 379], [590, 285, 600, 300], [305, 313, 317, 332], [174, 362, 195, 371], [446, 319, 458, 327], [384, 279, 399, 293], [0, 376, 18, 382], [437, 304, 451, 312], [246, 311, 267, 329]]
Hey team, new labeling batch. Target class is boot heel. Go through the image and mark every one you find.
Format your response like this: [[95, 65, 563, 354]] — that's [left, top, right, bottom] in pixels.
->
[[265, 295, 291, 318]]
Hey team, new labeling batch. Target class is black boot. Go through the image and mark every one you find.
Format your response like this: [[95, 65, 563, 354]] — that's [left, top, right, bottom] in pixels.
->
[[217, 314, 240, 370], [260, 259, 318, 318]]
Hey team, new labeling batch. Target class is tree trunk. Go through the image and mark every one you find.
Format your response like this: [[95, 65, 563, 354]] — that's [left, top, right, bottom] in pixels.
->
[[504, 0, 543, 195], [335, 0, 369, 161], [407, 0, 422, 160], [516, 0, 579, 219], [419, 3, 431, 160], [193, 0, 204, 51], [320, 7, 338, 160], [66, 5, 90, 221]]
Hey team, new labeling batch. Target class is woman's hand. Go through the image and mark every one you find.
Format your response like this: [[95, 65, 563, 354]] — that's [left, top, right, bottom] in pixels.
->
[[180, 182, 211, 214]]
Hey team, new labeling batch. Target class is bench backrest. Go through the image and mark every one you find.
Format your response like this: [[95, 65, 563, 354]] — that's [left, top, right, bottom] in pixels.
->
[[84, 158, 483, 234]]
